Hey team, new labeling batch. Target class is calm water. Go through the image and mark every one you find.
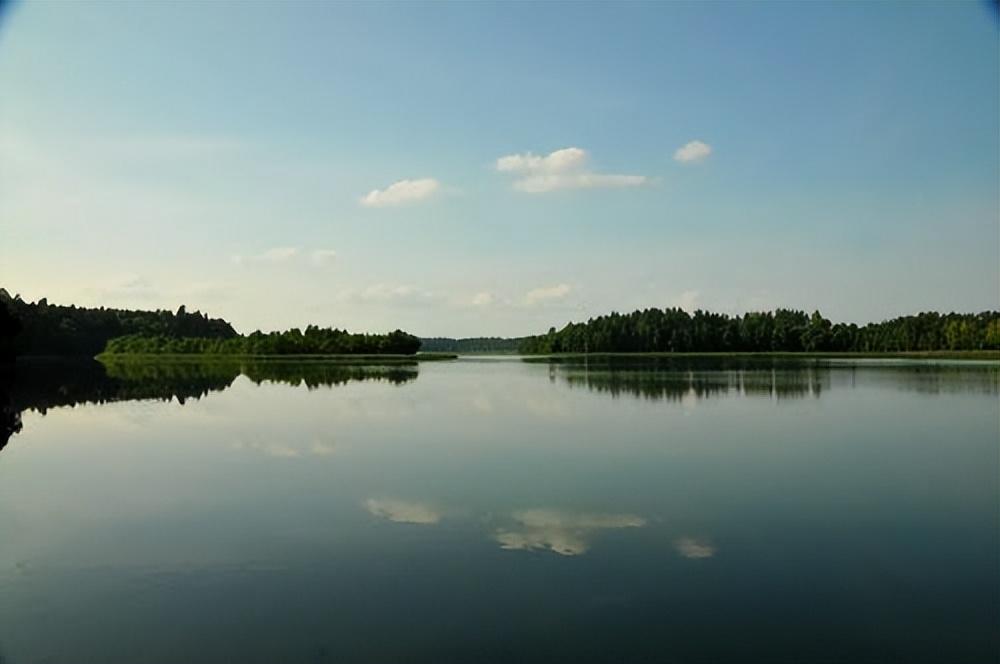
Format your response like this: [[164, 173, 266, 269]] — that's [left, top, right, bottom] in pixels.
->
[[0, 357, 997, 663]]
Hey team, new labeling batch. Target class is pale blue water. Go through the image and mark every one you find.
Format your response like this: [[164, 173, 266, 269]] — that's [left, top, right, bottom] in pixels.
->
[[0, 357, 996, 663]]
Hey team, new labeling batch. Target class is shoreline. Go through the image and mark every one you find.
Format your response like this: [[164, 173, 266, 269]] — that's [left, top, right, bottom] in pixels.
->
[[94, 352, 458, 363], [519, 350, 1000, 361]]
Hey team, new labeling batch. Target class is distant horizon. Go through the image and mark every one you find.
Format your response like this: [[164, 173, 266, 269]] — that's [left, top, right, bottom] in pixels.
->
[[1, 2, 997, 337]]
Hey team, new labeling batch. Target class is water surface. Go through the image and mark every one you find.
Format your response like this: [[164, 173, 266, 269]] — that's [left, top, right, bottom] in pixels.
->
[[0, 357, 997, 663]]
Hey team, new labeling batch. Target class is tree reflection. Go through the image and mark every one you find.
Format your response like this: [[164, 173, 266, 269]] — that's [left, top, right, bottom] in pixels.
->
[[0, 386, 22, 453], [0, 358, 419, 450], [530, 356, 998, 402], [554, 364, 827, 401]]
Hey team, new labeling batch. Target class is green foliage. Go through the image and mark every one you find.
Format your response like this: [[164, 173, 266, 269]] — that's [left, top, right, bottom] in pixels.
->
[[518, 308, 1000, 354], [1, 291, 422, 357], [1, 291, 237, 357], [420, 337, 526, 353], [103, 326, 422, 356]]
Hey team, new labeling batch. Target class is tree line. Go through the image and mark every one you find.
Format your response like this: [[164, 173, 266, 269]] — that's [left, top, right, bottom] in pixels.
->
[[0, 290, 237, 357], [103, 327, 422, 356], [4, 290, 997, 359], [518, 308, 1000, 354], [0, 291, 422, 358], [420, 337, 526, 353]]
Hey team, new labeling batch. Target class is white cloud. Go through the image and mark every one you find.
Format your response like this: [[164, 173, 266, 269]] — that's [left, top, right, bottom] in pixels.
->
[[496, 509, 646, 556], [365, 498, 441, 525], [525, 283, 571, 305], [496, 147, 647, 193], [232, 247, 299, 265], [496, 147, 588, 174], [675, 289, 701, 312], [360, 178, 441, 208], [471, 291, 495, 306], [311, 249, 337, 266], [674, 536, 716, 559], [674, 140, 712, 163]]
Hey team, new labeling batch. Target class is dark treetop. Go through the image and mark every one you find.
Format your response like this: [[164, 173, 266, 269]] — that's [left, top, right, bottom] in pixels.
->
[[420, 337, 527, 353], [0, 290, 422, 358], [518, 308, 1000, 354], [0, 289, 236, 357]]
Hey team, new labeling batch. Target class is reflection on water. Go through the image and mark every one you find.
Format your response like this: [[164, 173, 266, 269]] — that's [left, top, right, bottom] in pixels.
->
[[0, 389, 20, 452], [0, 356, 997, 663], [363, 498, 649, 556], [102, 358, 420, 391], [363, 498, 648, 555], [674, 536, 716, 559], [495, 509, 647, 556], [365, 498, 442, 524], [558, 365, 827, 401], [3, 356, 996, 454], [0, 359, 419, 450], [536, 356, 999, 401]]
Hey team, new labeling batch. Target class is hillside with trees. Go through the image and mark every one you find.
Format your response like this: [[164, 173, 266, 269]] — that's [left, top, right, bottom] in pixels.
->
[[518, 308, 1000, 354]]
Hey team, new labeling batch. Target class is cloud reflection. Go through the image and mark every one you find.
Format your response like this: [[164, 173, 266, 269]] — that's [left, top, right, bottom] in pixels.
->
[[230, 436, 337, 459], [674, 536, 716, 559], [496, 509, 646, 556], [365, 498, 441, 525]]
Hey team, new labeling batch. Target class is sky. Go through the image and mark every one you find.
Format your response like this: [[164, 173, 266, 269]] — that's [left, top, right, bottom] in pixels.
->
[[0, 1, 997, 337]]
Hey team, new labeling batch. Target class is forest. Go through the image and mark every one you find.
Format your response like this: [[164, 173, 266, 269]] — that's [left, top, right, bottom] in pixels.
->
[[518, 308, 1000, 354], [420, 337, 525, 353], [0, 289, 237, 357], [3, 290, 999, 360], [0, 291, 421, 358], [103, 327, 422, 356]]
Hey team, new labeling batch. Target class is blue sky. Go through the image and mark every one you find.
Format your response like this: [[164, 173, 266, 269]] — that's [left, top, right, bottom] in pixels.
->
[[1, 1, 997, 336]]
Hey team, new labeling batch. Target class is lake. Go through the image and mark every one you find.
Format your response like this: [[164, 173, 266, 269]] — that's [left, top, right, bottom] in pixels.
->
[[0, 357, 997, 663]]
